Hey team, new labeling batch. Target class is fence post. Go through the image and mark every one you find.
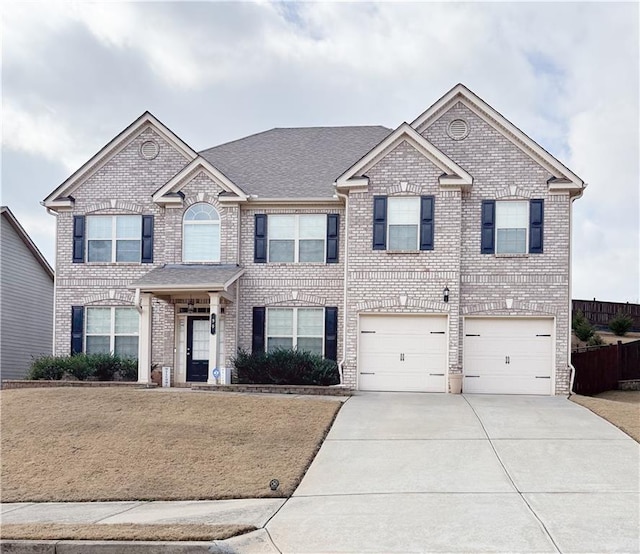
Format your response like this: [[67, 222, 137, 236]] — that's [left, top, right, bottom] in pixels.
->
[[617, 341, 623, 384]]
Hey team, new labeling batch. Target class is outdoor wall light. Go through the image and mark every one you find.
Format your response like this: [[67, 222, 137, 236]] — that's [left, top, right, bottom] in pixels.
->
[[187, 299, 195, 313], [443, 286, 450, 303]]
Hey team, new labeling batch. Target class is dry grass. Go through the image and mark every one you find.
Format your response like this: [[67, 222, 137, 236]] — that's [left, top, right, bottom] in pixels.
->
[[0, 523, 254, 541], [0, 388, 341, 502], [571, 390, 640, 442]]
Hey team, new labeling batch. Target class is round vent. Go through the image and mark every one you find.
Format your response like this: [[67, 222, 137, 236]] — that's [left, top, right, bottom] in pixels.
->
[[140, 140, 159, 160], [448, 119, 469, 140]]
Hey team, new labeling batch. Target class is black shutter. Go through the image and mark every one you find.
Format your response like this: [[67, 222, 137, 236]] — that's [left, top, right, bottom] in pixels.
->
[[72, 215, 85, 263], [372, 196, 387, 250], [71, 306, 84, 355], [324, 307, 338, 361], [141, 215, 154, 263], [481, 200, 495, 254], [254, 214, 267, 263], [529, 199, 544, 254], [252, 307, 266, 353], [326, 214, 339, 263], [420, 196, 435, 250]]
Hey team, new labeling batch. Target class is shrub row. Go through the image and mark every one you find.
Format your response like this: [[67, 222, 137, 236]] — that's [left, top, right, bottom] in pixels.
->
[[28, 354, 137, 381], [233, 348, 339, 386]]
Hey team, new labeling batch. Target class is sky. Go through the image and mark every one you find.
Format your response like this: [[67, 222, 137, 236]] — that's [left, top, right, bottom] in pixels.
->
[[2, 1, 639, 303]]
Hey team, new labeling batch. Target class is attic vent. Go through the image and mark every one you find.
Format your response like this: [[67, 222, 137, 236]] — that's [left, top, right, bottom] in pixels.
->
[[448, 119, 469, 140], [140, 140, 159, 160]]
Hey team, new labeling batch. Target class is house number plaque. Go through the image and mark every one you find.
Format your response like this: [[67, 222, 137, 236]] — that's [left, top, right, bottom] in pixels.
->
[[210, 313, 216, 335]]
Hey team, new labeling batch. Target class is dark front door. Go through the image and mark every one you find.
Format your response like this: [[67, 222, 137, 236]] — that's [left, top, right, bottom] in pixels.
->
[[187, 316, 209, 382]]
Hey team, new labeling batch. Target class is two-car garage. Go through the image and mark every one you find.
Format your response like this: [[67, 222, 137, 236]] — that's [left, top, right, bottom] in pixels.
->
[[357, 314, 554, 395]]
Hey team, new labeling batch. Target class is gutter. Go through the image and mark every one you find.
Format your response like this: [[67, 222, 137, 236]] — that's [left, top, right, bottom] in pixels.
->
[[335, 190, 349, 386]]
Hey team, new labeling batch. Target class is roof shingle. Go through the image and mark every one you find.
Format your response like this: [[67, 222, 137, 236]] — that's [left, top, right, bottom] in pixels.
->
[[199, 126, 391, 198]]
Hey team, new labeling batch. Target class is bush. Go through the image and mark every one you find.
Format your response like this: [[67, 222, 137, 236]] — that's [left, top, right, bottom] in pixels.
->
[[609, 311, 634, 336], [572, 310, 595, 342], [27, 356, 68, 380], [233, 348, 340, 386], [587, 333, 605, 347], [27, 354, 138, 381]]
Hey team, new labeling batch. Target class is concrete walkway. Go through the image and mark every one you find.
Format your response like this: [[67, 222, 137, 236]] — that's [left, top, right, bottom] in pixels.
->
[[267, 393, 640, 553], [2, 393, 639, 553]]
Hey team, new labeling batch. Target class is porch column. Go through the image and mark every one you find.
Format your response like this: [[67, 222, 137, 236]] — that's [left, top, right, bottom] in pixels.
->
[[137, 293, 152, 384], [207, 293, 221, 385]]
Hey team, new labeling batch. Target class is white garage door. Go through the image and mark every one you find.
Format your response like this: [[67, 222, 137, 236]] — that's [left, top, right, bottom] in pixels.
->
[[463, 318, 553, 395], [359, 315, 447, 392]]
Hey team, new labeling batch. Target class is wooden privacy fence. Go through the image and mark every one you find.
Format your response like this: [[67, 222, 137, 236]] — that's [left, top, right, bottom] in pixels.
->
[[572, 340, 640, 396], [572, 299, 640, 330]]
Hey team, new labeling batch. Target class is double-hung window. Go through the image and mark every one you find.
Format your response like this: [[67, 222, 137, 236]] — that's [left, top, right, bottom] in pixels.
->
[[388, 198, 421, 250], [87, 215, 141, 262], [495, 201, 528, 254], [266, 307, 324, 355], [373, 196, 434, 251], [481, 199, 543, 255], [85, 307, 139, 358], [268, 215, 325, 262]]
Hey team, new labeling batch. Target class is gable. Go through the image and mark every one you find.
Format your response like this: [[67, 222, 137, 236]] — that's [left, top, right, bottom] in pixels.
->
[[0, 207, 53, 279], [43, 112, 198, 209], [152, 157, 248, 205], [336, 123, 472, 190], [412, 84, 584, 194]]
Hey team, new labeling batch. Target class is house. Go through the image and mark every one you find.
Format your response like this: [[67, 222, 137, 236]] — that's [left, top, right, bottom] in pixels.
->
[[1, 206, 54, 379], [43, 84, 585, 395]]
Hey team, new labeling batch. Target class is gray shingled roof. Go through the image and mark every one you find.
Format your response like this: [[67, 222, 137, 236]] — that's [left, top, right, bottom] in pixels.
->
[[199, 126, 392, 198], [130, 264, 243, 291]]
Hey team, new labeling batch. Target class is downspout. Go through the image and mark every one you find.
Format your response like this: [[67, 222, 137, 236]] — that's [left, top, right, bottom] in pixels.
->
[[335, 190, 349, 386], [567, 184, 586, 397], [134, 288, 142, 314]]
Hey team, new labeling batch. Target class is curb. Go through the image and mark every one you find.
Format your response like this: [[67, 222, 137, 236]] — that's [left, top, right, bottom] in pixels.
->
[[1, 540, 217, 553]]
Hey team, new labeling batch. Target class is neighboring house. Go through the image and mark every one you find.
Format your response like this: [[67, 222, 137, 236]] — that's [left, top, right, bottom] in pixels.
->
[[43, 84, 585, 395], [1, 206, 54, 379]]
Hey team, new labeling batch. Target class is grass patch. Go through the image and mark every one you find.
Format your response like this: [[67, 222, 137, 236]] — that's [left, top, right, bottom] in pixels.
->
[[571, 390, 640, 442], [0, 523, 255, 541], [1, 388, 341, 502]]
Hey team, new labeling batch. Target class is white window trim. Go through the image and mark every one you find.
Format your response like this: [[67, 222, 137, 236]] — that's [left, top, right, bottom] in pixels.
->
[[387, 197, 420, 251], [182, 204, 221, 263], [85, 307, 139, 357], [267, 214, 326, 263], [495, 200, 529, 255], [86, 215, 141, 263], [266, 307, 325, 355]]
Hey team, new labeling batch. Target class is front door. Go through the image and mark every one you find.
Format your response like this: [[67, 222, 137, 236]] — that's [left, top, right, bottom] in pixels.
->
[[187, 316, 209, 382]]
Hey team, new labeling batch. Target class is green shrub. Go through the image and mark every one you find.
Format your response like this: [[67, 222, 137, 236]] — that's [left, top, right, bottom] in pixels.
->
[[233, 348, 340, 386], [608, 311, 634, 336], [587, 333, 605, 347], [572, 310, 589, 331], [572, 310, 595, 342], [27, 354, 138, 381], [27, 356, 69, 380]]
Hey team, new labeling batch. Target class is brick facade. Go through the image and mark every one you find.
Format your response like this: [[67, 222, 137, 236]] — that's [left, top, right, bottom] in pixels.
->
[[48, 87, 581, 394]]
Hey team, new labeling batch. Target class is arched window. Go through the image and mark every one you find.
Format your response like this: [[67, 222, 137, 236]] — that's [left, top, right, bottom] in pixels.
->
[[183, 203, 220, 262]]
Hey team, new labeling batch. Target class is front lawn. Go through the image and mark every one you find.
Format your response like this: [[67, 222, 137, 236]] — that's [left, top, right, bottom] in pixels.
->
[[0, 388, 341, 502]]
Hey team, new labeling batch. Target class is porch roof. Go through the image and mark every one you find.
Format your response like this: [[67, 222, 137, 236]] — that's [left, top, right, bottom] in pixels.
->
[[130, 264, 244, 293]]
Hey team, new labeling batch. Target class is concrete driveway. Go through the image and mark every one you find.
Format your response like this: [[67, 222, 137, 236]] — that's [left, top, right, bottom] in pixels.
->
[[267, 393, 640, 553]]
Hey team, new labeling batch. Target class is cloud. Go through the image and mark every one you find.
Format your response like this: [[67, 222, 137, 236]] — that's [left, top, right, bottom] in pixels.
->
[[2, 103, 85, 172], [1, 2, 638, 300]]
